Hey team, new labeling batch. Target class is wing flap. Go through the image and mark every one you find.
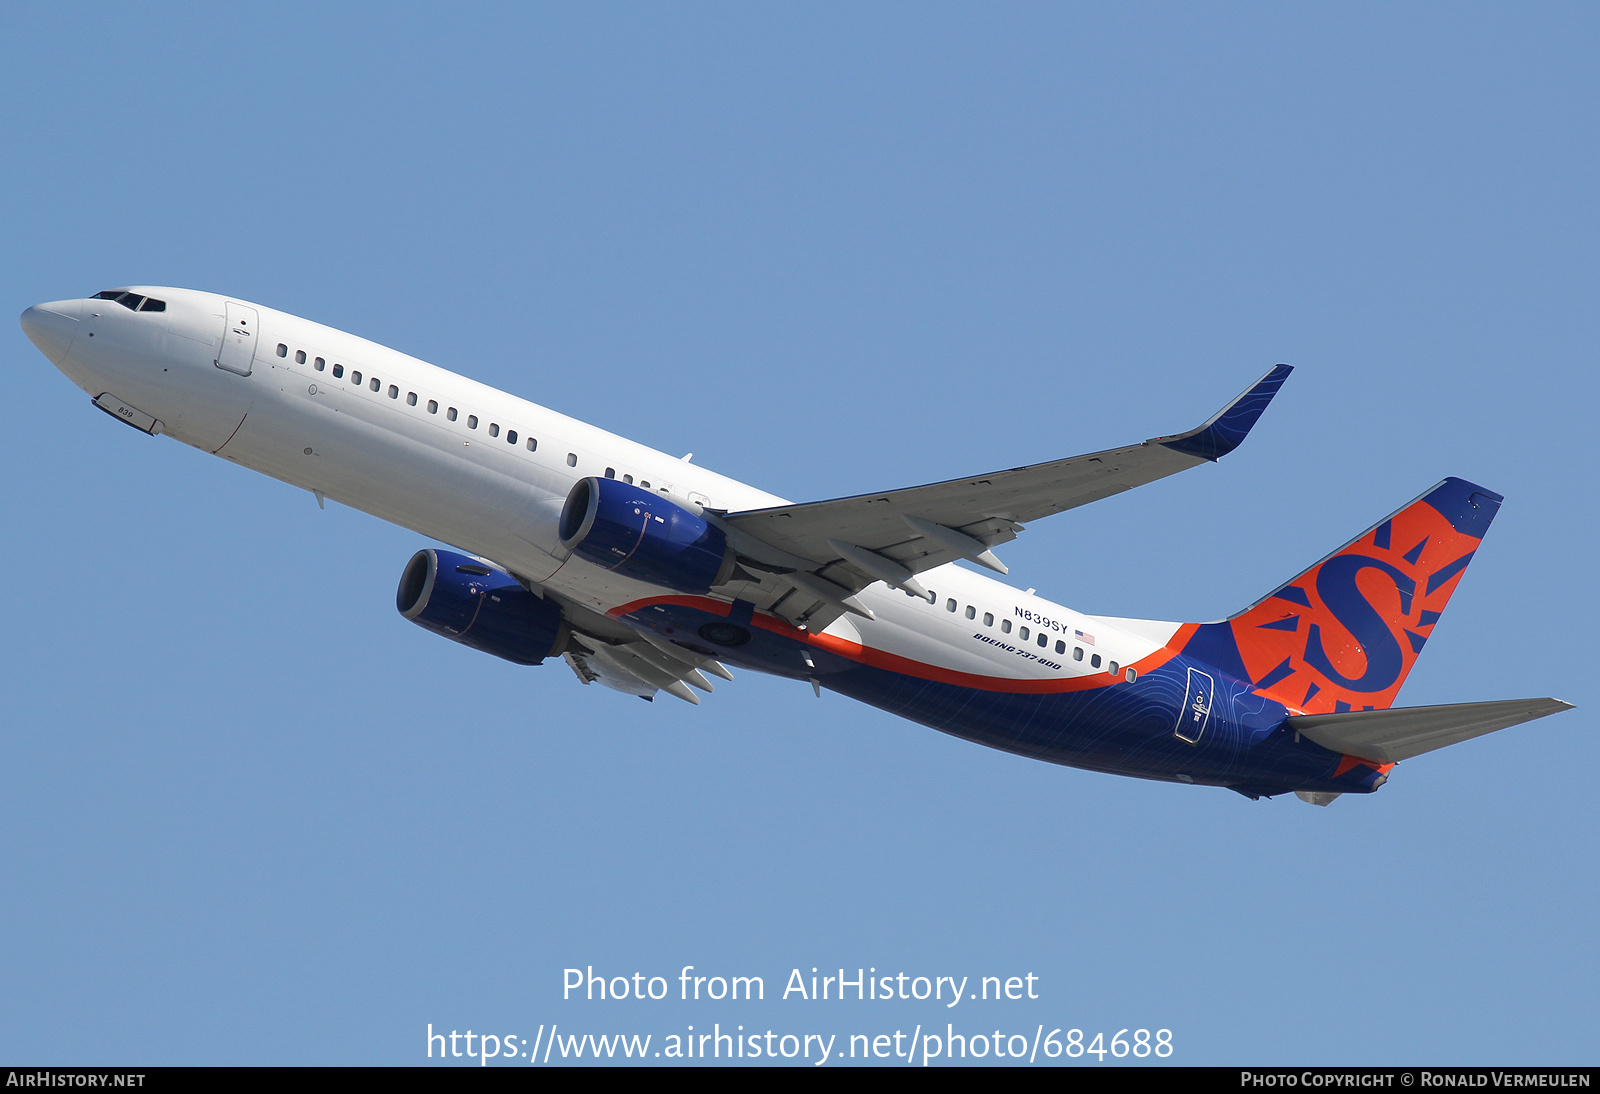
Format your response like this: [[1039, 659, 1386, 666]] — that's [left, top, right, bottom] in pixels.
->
[[547, 590, 734, 703], [1289, 698, 1575, 764]]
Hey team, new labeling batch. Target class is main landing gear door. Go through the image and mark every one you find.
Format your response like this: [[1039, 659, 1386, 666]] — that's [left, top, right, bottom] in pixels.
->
[[1175, 667, 1215, 745], [216, 302, 259, 376]]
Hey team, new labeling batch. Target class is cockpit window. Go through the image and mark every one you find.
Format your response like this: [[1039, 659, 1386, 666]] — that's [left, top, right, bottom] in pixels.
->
[[92, 290, 165, 312]]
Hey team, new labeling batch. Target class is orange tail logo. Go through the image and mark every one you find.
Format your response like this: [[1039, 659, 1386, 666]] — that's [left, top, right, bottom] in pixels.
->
[[1175, 478, 1502, 714]]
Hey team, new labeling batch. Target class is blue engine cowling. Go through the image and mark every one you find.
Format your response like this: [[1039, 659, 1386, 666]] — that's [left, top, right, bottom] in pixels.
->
[[558, 476, 734, 593], [396, 548, 567, 665]]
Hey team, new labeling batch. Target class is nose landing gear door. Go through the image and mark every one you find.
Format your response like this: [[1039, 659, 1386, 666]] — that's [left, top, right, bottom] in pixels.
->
[[216, 302, 259, 376]]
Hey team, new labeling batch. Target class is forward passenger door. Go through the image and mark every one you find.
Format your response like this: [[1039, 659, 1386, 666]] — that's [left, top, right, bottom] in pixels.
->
[[215, 302, 259, 376]]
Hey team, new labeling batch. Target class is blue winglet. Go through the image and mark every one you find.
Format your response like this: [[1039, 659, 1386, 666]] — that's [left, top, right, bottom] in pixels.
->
[[1157, 364, 1293, 462]]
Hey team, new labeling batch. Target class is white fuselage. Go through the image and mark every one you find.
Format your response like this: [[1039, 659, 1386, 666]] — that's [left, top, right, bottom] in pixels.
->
[[26, 287, 1174, 692]]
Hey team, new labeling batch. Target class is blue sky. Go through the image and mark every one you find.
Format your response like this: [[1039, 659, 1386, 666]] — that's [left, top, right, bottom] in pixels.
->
[[1, 2, 1595, 1065]]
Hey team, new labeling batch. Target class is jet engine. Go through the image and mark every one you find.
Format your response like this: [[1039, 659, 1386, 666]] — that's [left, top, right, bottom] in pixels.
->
[[396, 548, 567, 665], [558, 477, 735, 593]]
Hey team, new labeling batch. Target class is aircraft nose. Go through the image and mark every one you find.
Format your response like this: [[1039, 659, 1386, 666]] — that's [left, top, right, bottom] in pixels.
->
[[21, 300, 82, 364]]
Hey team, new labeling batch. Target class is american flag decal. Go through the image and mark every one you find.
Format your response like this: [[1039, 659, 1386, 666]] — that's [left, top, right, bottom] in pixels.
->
[[1075, 629, 1095, 645]]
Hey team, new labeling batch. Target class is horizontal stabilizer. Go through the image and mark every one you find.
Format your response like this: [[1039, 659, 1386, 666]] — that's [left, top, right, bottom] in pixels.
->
[[1288, 698, 1574, 764]]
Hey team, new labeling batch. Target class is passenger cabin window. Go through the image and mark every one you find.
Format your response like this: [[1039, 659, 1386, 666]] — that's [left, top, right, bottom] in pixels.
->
[[351, 371, 362, 385], [407, 392, 417, 406], [639, 480, 649, 488], [1125, 667, 1138, 682], [1001, 620, 1012, 633], [315, 357, 326, 371], [965, 605, 976, 620], [946, 599, 957, 612], [388, 385, 399, 399], [370, 377, 380, 392], [447, 408, 457, 421], [1019, 626, 1029, 640], [1073, 647, 1084, 661], [623, 474, 633, 484], [567, 453, 577, 467], [526, 437, 537, 451], [489, 424, 500, 438], [506, 430, 517, 444], [1037, 633, 1048, 648], [1108, 661, 1119, 675], [276, 343, 288, 357], [467, 415, 478, 429], [604, 468, 615, 478], [427, 400, 438, 414], [1090, 654, 1102, 668], [1055, 640, 1066, 654], [983, 612, 993, 626], [332, 364, 344, 378], [295, 350, 306, 364]]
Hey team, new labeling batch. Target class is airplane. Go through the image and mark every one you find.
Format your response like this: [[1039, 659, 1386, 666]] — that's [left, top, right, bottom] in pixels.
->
[[20, 286, 1574, 804]]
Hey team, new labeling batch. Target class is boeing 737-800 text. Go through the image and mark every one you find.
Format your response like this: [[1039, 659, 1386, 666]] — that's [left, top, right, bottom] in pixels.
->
[[21, 287, 1573, 804]]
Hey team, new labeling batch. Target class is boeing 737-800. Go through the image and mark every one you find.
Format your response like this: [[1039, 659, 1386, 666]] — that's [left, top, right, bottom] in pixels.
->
[[20, 287, 1573, 804]]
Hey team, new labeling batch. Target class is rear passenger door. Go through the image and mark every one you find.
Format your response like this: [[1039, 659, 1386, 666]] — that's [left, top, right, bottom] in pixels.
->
[[1174, 667, 1215, 745]]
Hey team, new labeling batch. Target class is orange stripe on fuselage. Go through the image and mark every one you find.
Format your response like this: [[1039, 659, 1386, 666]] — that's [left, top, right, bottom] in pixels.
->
[[607, 595, 1182, 695]]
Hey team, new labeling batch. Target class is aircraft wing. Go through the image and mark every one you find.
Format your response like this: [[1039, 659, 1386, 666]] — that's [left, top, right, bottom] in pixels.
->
[[1288, 698, 1576, 764], [713, 365, 1291, 628], [544, 589, 735, 704]]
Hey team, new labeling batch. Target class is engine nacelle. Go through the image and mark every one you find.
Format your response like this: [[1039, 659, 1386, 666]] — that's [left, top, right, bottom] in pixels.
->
[[396, 548, 567, 665], [558, 476, 734, 593]]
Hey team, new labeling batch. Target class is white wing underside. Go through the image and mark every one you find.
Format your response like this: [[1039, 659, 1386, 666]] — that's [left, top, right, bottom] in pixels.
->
[[552, 591, 735, 704]]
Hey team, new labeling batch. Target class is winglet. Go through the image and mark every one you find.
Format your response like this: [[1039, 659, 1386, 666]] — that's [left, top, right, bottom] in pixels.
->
[[1156, 364, 1293, 462]]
